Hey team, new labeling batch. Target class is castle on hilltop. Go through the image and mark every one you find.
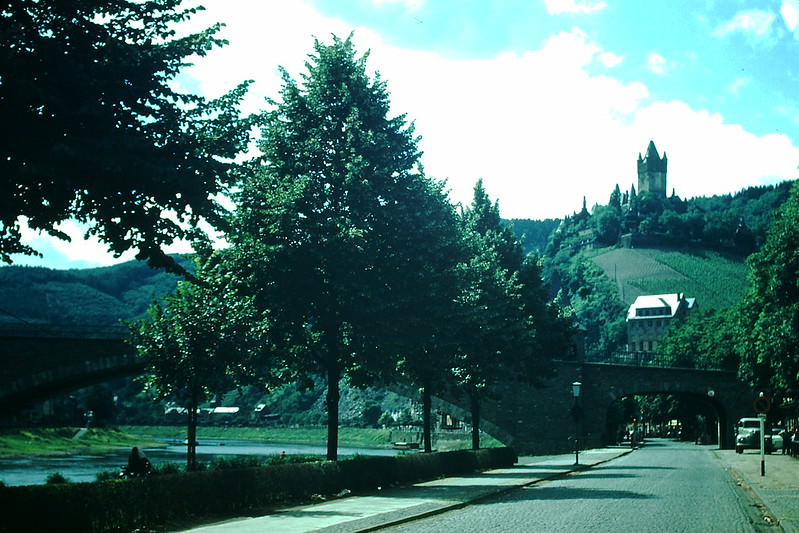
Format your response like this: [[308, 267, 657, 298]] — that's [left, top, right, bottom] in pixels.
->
[[637, 140, 667, 197]]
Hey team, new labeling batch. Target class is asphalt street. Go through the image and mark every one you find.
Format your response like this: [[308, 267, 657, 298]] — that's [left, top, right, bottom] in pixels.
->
[[380, 440, 765, 533]]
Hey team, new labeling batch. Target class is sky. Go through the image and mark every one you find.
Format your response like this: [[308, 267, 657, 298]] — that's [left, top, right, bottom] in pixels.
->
[[12, 0, 799, 269]]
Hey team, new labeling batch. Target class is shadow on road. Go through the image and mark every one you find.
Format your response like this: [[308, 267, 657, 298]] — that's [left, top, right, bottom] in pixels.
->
[[485, 485, 654, 502]]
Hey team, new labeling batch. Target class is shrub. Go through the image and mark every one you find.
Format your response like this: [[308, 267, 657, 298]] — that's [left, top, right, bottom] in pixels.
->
[[45, 472, 69, 484], [95, 471, 118, 482]]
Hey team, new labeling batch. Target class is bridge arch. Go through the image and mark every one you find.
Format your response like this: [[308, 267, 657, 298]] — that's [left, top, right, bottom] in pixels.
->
[[461, 360, 756, 455], [0, 332, 142, 415], [603, 390, 727, 447]]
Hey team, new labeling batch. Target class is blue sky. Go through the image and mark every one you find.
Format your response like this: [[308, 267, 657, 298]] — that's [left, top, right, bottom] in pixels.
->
[[12, 0, 799, 269]]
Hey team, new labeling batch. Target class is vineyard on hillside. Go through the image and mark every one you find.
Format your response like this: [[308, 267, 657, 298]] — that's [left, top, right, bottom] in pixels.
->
[[590, 247, 749, 311]]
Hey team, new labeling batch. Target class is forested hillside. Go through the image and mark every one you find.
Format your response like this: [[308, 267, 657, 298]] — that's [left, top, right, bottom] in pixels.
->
[[524, 181, 793, 359], [0, 258, 188, 327], [505, 218, 560, 255]]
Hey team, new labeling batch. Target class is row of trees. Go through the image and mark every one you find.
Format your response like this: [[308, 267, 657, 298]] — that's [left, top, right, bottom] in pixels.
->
[[4, 3, 573, 467], [129, 35, 574, 468]]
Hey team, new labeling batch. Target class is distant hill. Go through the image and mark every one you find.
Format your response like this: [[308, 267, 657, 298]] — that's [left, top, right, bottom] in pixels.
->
[[504, 218, 561, 255], [0, 258, 188, 328], [588, 247, 749, 310]]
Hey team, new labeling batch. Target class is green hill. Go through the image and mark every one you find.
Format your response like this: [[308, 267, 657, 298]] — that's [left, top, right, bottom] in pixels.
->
[[0, 258, 188, 328], [589, 247, 749, 310]]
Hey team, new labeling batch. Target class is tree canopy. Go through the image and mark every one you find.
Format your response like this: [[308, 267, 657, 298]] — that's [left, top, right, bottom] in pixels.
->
[[735, 180, 799, 401], [228, 34, 459, 460], [1, 0, 255, 269], [129, 246, 267, 469]]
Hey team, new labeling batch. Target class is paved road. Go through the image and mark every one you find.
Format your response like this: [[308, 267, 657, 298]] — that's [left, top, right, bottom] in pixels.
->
[[380, 440, 769, 533]]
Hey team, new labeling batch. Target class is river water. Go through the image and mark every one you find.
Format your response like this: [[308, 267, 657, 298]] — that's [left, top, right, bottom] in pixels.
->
[[0, 439, 399, 486]]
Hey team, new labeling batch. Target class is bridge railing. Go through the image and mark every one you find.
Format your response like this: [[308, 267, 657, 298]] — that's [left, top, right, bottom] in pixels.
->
[[584, 351, 666, 368]]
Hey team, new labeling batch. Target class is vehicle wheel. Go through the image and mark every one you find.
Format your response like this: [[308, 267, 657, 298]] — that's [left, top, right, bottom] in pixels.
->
[[736, 446, 743, 454]]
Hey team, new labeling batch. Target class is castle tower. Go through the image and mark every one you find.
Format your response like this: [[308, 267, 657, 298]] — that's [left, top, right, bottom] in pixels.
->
[[637, 140, 667, 197]]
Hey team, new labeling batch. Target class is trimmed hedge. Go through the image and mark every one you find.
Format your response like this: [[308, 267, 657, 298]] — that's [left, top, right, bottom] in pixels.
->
[[0, 447, 516, 533]]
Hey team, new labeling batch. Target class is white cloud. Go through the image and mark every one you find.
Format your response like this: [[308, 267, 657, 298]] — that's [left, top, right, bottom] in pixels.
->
[[780, 0, 799, 37], [713, 9, 778, 47], [13, 1, 799, 268], [630, 101, 799, 199], [544, 0, 607, 15], [598, 51, 623, 68], [371, 0, 426, 13], [726, 77, 750, 96], [646, 53, 667, 75]]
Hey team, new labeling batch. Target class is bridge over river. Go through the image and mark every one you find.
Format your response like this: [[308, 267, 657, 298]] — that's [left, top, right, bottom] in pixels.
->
[[0, 326, 756, 454]]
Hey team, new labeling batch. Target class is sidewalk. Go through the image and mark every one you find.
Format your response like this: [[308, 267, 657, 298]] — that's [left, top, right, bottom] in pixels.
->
[[177, 447, 631, 533], [713, 449, 799, 533]]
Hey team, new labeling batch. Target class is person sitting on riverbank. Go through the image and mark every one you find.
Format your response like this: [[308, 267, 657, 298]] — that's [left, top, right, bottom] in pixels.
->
[[126, 447, 151, 477]]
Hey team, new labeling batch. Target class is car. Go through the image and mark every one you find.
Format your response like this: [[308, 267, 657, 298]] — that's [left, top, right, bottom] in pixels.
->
[[735, 418, 778, 453], [770, 427, 785, 452]]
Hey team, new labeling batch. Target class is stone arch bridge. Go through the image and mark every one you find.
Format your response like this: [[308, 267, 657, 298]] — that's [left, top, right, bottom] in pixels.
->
[[0, 328, 756, 454]]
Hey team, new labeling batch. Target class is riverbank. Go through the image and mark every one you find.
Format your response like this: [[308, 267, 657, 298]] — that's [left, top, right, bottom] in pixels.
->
[[0, 426, 500, 459], [0, 427, 163, 458], [120, 425, 499, 451]]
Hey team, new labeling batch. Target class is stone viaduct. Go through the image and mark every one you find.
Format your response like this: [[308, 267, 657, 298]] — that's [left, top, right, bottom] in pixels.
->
[[1, 329, 758, 454]]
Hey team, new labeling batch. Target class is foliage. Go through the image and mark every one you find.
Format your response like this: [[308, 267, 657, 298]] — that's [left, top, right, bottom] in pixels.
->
[[735, 180, 799, 401], [505, 218, 561, 255], [1, 0, 257, 269], [44, 472, 69, 485], [228, 34, 457, 460], [655, 308, 739, 370], [549, 181, 791, 259], [453, 181, 563, 449], [129, 248, 268, 469], [547, 254, 627, 359]]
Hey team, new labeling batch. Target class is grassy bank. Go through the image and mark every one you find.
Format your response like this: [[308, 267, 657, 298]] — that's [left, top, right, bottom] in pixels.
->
[[0, 428, 163, 458], [0, 426, 500, 458], [121, 425, 500, 451]]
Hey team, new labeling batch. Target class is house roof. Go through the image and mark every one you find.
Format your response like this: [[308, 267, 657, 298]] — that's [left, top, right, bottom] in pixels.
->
[[627, 293, 695, 320]]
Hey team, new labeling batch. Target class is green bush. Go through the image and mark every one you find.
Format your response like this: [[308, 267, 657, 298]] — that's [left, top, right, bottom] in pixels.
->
[[0, 447, 516, 533], [45, 472, 69, 484]]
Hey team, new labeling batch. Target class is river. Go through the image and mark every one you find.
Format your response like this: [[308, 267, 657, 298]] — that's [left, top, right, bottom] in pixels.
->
[[0, 439, 400, 486]]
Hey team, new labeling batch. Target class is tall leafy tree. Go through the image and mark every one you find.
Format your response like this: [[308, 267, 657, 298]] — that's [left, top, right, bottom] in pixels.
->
[[736, 181, 799, 402], [517, 254, 574, 379], [453, 181, 531, 449], [388, 181, 464, 453], [229, 34, 453, 460], [454, 182, 568, 449], [129, 246, 267, 469], [1, 1, 255, 269]]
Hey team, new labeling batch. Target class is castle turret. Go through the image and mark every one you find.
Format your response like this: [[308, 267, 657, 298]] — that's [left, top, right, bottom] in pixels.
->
[[637, 140, 667, 197]]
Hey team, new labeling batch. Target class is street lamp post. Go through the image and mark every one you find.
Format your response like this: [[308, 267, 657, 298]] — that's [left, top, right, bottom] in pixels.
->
[[572, 381, 582, 466]]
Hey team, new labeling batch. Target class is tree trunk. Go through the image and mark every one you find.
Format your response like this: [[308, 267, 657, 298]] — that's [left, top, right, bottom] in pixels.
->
[[187, 390, 198, 471], [470, 391, 481, 450], [326, 365, 341, 461], [422, 383, 433, 453]]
